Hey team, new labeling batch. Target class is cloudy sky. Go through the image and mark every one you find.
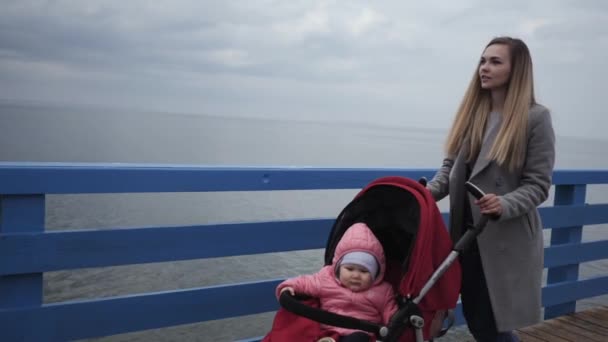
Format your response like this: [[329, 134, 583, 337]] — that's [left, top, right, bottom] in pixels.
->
[[1, 0, 607, 139]]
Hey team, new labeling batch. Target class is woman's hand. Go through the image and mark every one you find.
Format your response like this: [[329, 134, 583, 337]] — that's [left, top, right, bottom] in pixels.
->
[[475, 193, 503, 216], [280, 287, 295, 296]]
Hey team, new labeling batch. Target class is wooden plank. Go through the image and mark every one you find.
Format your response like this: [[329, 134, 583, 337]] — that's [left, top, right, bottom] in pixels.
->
[[539, 318, 606, 341], [520, 328, 572, 342], [3, 219, 608, 277], [0, 219, 332, 275], [545, 184, 585, 320], [0, 279, 282, 341], [551, 170, 608, 185], [0, 163, 607, 195], [549, 321, 606, 342], [582, 305, 608, 321], [554, 315, 608, 335], [575, 310, 608, 329], [544, 240, 608, 268], [525, 306, 608, 341], [543, 276, 608, 307], [0, 195, 44, 308], [0, 164, 437, 194], [517, 330, 551, 342]]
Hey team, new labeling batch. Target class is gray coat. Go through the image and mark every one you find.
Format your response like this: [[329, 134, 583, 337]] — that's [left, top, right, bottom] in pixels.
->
[[427, 104, 555, 331]]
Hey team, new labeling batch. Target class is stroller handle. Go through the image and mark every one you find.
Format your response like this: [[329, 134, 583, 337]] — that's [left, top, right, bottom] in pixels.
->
[[453, 182, 493, 253], [464, 181, 486, 200], [412, 181, 493, 306]]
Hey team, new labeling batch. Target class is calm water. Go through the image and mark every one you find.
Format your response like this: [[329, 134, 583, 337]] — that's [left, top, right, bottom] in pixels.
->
[[1, 102, 607, 341]]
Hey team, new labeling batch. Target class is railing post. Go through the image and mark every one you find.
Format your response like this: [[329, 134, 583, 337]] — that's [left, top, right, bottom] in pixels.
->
[[544, 184, 586, 319], [0, 194, 45, 339]]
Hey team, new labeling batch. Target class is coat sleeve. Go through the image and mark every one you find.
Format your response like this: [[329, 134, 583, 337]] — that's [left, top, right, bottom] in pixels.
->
[[426, 157, 454, 201], [275, 268, 327, 299], [498, 108, 555, 221]]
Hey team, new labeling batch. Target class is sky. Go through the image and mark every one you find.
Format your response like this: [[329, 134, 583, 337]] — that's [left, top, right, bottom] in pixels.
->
[[1, 0, 607, 139]]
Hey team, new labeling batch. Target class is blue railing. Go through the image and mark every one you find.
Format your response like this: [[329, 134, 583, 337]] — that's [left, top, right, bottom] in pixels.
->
[[1, 163, 607, 341]]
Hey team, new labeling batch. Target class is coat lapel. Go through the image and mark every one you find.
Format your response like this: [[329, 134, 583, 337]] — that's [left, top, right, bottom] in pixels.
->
[[470, 115, 502, 179]]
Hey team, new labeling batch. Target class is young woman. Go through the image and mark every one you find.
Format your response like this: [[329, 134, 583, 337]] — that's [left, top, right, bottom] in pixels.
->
[[427, 37, 555, 342]]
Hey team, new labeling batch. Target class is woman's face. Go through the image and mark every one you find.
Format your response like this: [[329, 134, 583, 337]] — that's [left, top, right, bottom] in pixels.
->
[[479, 44, 512, 90]]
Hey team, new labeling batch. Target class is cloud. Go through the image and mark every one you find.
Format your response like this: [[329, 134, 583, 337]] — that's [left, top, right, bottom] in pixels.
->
[[345, 7, 385, 36], [205, 49, 253, 67], [272, 2, 331, 41], [519, 18, 552, 36], [1, 0, 607, 138]]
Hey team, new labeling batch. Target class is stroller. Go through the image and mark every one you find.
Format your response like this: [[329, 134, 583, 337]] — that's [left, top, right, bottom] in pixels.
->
[[263, 176, 489, 342]]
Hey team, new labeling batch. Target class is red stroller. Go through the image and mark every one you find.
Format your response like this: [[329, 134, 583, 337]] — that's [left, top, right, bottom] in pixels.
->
[[263, 176, 489, 342]]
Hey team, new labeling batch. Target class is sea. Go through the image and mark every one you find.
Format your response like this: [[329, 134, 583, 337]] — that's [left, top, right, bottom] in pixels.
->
[[1, 101, 607, 341]]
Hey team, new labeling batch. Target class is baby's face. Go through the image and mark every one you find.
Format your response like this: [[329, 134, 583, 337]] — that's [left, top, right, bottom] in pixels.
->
[[338, 264, 373, 292]]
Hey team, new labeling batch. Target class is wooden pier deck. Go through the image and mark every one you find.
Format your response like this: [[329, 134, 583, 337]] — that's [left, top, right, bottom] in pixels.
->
[[516, 305, 608, 342], [441, 305, 608, 342]]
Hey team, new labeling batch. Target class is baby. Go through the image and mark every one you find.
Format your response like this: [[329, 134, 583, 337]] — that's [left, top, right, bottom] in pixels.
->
[[277, 222, 398, 342]]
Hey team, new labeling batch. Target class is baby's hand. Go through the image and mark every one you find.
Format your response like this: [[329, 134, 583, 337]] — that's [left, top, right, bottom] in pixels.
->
[[280, 287, 295, 296]]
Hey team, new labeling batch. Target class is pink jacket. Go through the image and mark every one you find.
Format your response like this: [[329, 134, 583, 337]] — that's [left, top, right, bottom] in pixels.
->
[[277, 223, 398, 337]]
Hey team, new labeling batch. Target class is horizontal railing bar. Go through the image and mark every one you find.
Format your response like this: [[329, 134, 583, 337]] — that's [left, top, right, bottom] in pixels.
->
[[552, 169, 608, 185], [539, 204, 608, 228], [544, 240, 608, 267], [0, 279, 282, 341], [0, 219, 333, 275], [542, 275, 608, 306], [1, 163, 608, 194], [0, 164, 435, 194], [2, 204, 607, 275]]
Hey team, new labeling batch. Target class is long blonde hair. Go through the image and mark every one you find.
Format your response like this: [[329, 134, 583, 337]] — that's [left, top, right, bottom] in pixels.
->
[[445, 37, 536, 171]]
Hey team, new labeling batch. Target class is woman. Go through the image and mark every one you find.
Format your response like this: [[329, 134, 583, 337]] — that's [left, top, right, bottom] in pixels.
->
[[426, 37, 555, 342]]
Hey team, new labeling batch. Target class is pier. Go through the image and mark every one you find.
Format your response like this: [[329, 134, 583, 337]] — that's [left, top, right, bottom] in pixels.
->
[[1, 163, 607, 341]]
